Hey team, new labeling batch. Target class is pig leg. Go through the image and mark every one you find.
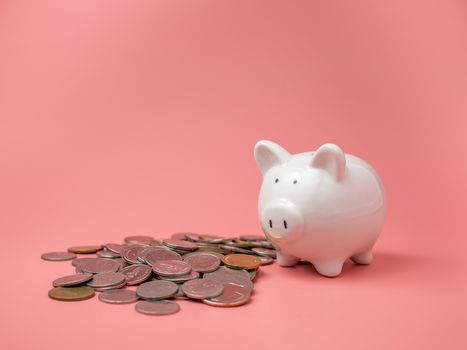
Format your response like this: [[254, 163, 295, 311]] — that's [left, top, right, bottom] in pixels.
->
[[350, 251, 373, 265], [312, 259, 345, 277], [276, 250, 300, 267]]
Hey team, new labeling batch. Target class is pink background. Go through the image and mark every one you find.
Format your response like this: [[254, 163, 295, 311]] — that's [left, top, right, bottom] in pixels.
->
[[1, 1, 466, 349]]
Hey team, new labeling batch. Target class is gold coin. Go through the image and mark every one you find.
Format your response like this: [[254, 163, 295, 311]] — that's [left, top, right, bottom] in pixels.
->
[[48, 286, 95, 301], [68, 245, 103, 254], [221, 254, 261, 270]]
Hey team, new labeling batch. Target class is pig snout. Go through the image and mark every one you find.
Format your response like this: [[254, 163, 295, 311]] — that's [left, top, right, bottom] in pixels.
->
[[261, 200, 303, 241]]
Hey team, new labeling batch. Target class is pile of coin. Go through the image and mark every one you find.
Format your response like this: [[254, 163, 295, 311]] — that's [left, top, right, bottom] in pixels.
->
[[42, 233, 276, 315]]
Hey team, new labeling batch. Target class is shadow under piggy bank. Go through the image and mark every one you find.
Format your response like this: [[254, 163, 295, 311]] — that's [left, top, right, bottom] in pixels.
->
[[290, 251, 433, 281]]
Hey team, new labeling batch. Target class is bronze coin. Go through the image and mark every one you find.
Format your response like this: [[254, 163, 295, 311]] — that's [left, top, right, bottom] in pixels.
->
[[48, 286, 95, 301], [221, 254, 261, 270], [68, 245, 103, 254], [41, 252, 76, 261]]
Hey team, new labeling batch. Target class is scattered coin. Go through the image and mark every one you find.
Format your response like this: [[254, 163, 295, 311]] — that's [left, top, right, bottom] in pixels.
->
[[197, 245, 231, 255], [248, 269, 257, 280], [144, 247, 182, 265], [41, 252, 76, 261], [202, 283, 251, 307], [203, 266, 254, 291], [124, 235, 154, 245], [53, 273, 93, 287], [48, 286, 95, 301], [72, 257, 98, 267], [93, 280, 127, 292], [43, 233, 276, 315], [258, 255, 274, 265], [185, 233, 202, 242], [98, 289, 139, 304], [68, 245, 102, 254], [152, 260, 192, 277], [86, 272, 126, 289], [104, 243, 124, 254], [171, 233, 187, 240], [252, 247, 276, 258], [97, 250, 121, 258], [183, 252, 221, 273], [136, 280, 178, 300], [157, 270, 200, 283], [198, 235, 224, 244], [135, 300, 180, 316], [80, 258, 121, 274], [182, 278, 224, 299], [174, 285, 189, 300], [120, 264, 152, 285], [219, 244, 253, 254], [222, 254, 262, 270], [122, 245, 145, 264], [162, 239, 198, 251]]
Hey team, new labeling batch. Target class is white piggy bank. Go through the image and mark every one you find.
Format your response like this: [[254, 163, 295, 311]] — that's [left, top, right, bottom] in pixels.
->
[[254, 140, 386, 277]]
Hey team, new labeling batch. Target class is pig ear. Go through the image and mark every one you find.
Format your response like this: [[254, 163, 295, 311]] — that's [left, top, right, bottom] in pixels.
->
[[310, 143, 346, 181], [254, 140, 291, 175]]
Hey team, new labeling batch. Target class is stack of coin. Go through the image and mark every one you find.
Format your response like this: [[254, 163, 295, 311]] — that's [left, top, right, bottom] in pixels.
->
[[42, 233, 276, 315]]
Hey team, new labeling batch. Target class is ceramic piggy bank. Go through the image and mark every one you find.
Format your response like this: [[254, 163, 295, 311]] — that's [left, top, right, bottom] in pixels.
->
[[254, 140, 386, 277]]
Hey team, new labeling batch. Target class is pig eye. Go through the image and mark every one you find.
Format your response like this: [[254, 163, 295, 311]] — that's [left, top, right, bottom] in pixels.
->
[[293, 179, 297, 184], [274, 178, 279, 183]]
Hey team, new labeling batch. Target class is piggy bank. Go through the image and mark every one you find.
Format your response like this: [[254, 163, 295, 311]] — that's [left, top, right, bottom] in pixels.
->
[[254, 140, 386, 277]]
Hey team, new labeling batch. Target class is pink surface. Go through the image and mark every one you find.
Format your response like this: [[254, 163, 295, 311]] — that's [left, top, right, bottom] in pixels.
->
[[0, 1, 466, 349]]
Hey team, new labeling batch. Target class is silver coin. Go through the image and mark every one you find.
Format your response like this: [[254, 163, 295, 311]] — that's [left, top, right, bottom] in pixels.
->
[[97, 250, 121, 259], [144, 247, 182, 265], [121, 245, 145, 264], [104, 243, 124, 254], [136, 246, 159, 263], [53, 273, 93, 287], [196, 245, 231, 255], [72, 257, 98, 268], [183, 252, 221, 273], [135, 300, 180, 316], [258, 255, 274, 265], [239, 234, 267, 241], [171, 233, 187, 240], [124, 235, 154, 245], [203, 266, 253, 291], [93, 280, 127, 291], [87, 272, 126, 288], [162, 239, 198, 251], [152, 260, 192, 277], [156, 270, 200, 283], [80, 258, 120, 274], [41, 252, 76, 261], [202, 283, 251, 307], [98, 289, 139, 304], [259, 241, 275, 249], [197, 235, 224, 244], [182, 278, 224, 299], [174, 285, 189, 300], [225, 240, 256, 248], [114, 258, 127, 271], [120, 264, 152, 285], [136, 280, 178, 300], [219, 244, 253, 254], [252, 247, 276, 258], [185, 233, 201, 242], [248, 269, 257, 280]]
